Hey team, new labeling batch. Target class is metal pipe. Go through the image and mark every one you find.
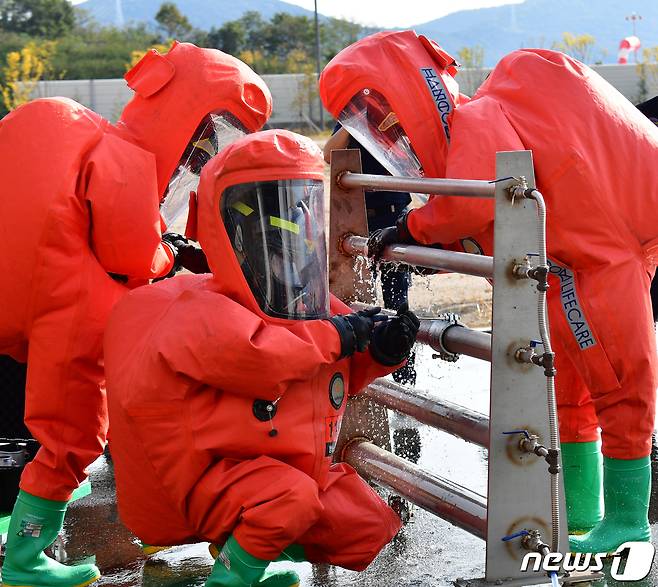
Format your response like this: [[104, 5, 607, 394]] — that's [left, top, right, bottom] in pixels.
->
[[344, 440, 487, 539], [342, 235, 494, 278], [350, 303, 492, 362], [338, 172, 495, 198], [418, 320, 492, 362], [364, 378, 489, 448]]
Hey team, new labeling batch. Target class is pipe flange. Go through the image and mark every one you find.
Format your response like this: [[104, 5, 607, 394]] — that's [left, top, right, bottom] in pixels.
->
[[339, 436, 371, 463], [434, 312, 464, 362], [337, 232, 356, 257], [336, 170, 350, 191]]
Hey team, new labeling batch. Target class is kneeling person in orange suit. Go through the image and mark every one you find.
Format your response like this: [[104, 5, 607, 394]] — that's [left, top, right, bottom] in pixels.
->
[[104, 129, 417, 587]]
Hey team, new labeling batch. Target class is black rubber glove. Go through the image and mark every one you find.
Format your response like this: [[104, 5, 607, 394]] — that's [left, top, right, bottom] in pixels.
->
[[370, 303, 420, 366], [328, 306, 382, 358], [367, 210, 414, 259], [162, 232, 210, 275], [176, 243, 210, 274], [369, 211, 441, 276]]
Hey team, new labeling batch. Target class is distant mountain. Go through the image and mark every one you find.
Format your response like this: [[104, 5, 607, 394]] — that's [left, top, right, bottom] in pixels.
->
[[412, 0, 658, 66], [76, 0, 319, 29], [76, 0, 658, 67]]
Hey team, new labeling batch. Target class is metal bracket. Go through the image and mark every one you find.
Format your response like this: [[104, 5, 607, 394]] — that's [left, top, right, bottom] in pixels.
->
[[330, 149, 391, 460], [430, 312, 464, 362], [484, 151, 568, 584], [328, 149, 374, 303]]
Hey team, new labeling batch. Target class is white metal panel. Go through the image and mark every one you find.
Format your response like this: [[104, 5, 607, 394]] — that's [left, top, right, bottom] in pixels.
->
[[485, 151, 569, 584]]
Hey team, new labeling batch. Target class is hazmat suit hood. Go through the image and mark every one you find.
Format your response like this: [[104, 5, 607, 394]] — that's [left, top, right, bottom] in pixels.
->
[[319, 30, 461, 179], [117, 42, 272, 222], [197, 130, 328, 323]]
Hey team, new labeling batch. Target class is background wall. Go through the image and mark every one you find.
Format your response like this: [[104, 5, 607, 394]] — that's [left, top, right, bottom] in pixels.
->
[[29, 64, 658, 125]]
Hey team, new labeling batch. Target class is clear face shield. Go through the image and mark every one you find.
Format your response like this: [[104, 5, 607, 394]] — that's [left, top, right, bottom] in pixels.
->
[[221, 179, 330, 320], [338, 88, 423, 180], [160, 111, 248, 230]]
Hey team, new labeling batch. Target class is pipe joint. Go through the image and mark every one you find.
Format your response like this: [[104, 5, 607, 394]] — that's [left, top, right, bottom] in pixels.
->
[[546, 448, 561, 475], [522, 529, 551, 557], [528, 264, 550, 292], [535, 351, 556, 377], [505, 430, 559, 473], [512, 256, 549, 292], [428, 313, 463, 362], [515, 343, 557, 377]]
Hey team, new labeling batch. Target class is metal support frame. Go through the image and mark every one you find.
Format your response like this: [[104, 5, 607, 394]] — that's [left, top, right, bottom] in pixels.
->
[[484, 151, 568, 584], [328, 150, 374, 303], [330, 150, 568, 587], [330, 149, 391, 458]]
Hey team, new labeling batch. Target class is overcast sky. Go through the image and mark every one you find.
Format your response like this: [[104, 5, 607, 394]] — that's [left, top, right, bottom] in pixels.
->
[[70, 0, 524, 28]]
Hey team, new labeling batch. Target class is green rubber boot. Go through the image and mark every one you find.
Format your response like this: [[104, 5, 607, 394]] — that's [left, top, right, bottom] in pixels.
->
[[206, 536, 299, 587], [209, 542, 305, 564], [570, 456, 651, 553], [1, 490, 101, 587], [562, 441, 603, 534], [276, 544, 305, 563]]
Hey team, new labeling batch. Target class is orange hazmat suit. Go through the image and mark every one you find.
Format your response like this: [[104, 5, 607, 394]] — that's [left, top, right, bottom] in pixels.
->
[[320, 31, 658, 460], [0, 41, 271, 501], [104, 130, 401, 569]]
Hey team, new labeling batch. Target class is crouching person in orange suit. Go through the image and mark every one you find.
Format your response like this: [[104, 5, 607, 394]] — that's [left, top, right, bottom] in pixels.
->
[[104, 129, 416, 587], [0, 41, 271, 587]]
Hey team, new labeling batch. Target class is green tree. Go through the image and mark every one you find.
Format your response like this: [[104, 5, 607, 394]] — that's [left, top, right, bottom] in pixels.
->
[[552, 32, 596, 64], [200, 11, 370, 74], [155, 2, 192, 40], [0, 0, 74, 38], [456, 45, 487, 96], [457, 45, 485, 68], [239, 11, 268, 53], [321, 18, 363, 63], [636, 47, 658, 104], [52, 22, 161, 79], [264, 13, 315, 64], [229, 11, 281, 73], [206, 20, 246, 56], [128, 42, 173, 70], [1, 39, 57, 110]]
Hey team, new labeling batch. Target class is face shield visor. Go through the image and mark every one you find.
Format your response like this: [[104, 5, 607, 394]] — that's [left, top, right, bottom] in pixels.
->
[[160, 111, 248, 229], [221, 179, 329, 320], [338, 88, 423, 180]]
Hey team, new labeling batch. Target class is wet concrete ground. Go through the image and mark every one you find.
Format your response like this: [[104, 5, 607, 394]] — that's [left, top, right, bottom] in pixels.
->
[[22, 348, 658, 586]]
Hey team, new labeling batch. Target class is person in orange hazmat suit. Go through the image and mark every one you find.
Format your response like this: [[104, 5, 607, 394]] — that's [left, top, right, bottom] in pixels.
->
[[104, 129, 418, 587], [0, 41, 271, 587], [319, 30, 658, 553], [636, 96, 658, 323]]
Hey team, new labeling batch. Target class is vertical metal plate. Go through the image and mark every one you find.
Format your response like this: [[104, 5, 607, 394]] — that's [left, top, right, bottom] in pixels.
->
[[328, 149, 390, 456], [328, 149, 375, 304], [485, 151, 568, 582]]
